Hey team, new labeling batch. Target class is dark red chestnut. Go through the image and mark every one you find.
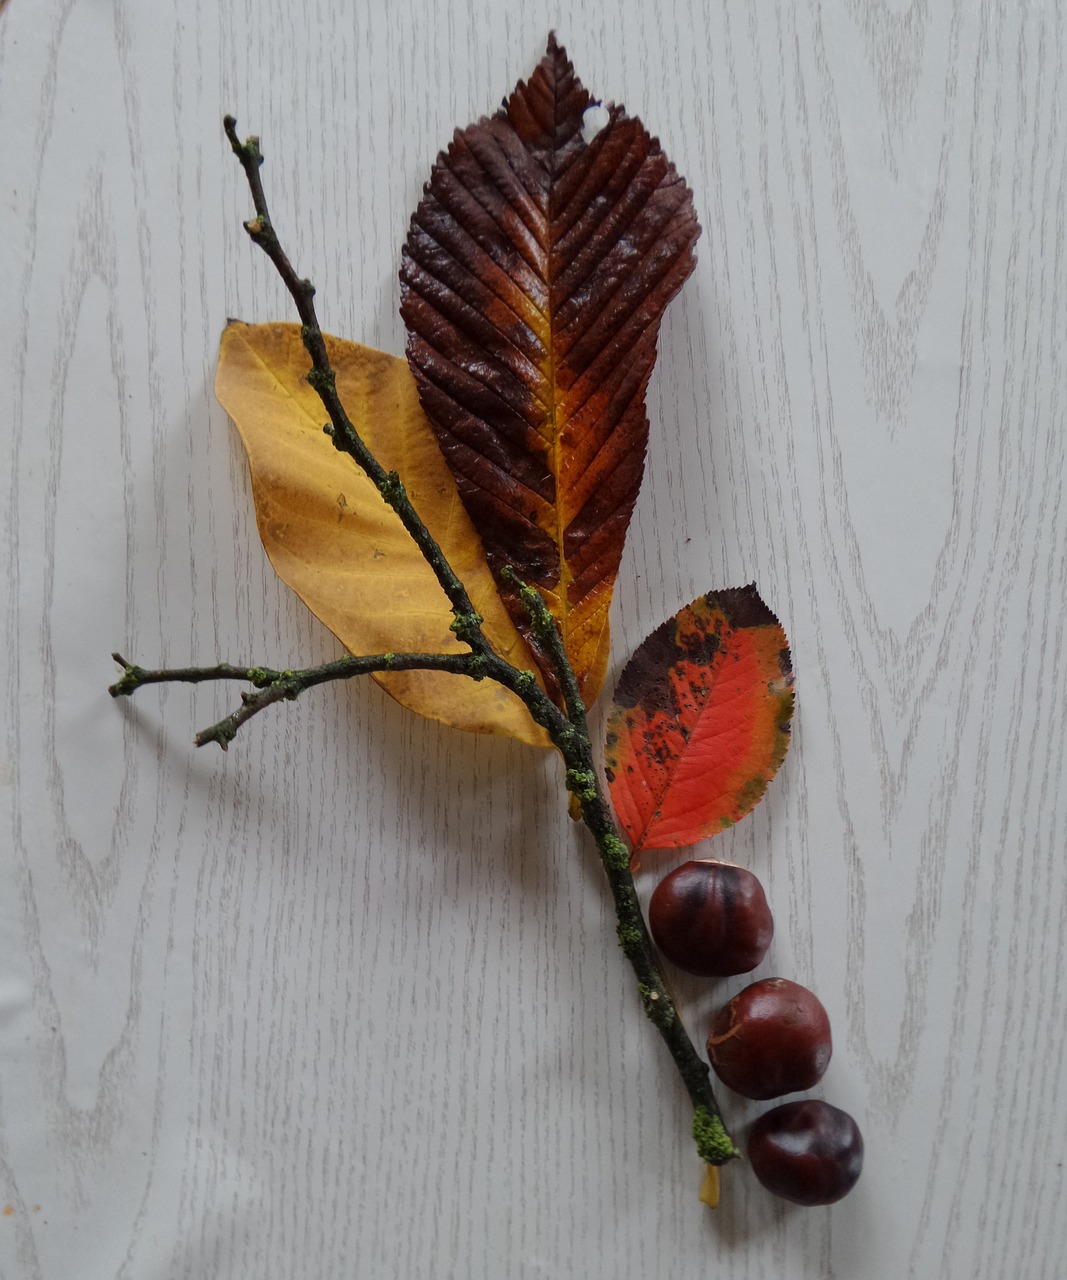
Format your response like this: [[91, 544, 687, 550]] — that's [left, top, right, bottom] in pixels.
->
[[748, 1100, 863, 1205], [706, 977, 831, 1099], [648, 859, 773, 976]]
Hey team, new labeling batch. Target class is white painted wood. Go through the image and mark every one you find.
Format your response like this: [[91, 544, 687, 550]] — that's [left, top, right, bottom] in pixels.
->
[[2, 1, 1065, 1276]]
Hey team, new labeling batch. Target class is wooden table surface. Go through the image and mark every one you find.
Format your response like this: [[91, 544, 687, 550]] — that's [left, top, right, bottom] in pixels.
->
[[2, 2, 1065, 1277]]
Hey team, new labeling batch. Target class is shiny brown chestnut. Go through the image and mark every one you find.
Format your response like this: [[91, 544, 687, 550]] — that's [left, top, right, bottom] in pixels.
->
[[706, 977, 831, 1099], [748, 1100, 863, 1205], [648, 859, 773, 976]]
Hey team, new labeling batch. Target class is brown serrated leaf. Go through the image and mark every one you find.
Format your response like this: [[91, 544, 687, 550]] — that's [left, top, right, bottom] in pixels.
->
[[400, 34, 700, 703], [214, 321, 550, 747]]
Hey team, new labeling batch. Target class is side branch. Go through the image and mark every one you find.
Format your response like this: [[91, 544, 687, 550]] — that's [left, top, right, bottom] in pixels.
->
[[110, 650, 503, 750], [222, 116, 486, 653], [502, 568, 589, 736]]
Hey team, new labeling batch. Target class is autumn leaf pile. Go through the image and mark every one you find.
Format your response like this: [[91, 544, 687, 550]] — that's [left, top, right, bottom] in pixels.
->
[[215, 36, 795, 857]]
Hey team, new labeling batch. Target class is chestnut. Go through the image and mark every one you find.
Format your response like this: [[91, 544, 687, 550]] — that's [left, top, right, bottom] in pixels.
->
[[706, 977, 831, 1099], [748, 1100, 863, 1205], [648, 859, 773, 976]]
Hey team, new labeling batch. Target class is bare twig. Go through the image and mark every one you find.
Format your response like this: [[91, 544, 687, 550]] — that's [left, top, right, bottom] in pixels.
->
[[110, 650, 517, 748], [223, 116, 489, 654]]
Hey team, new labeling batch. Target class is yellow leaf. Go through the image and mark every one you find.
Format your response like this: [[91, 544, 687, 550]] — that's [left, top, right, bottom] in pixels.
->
[[214, 321, 550, 747]]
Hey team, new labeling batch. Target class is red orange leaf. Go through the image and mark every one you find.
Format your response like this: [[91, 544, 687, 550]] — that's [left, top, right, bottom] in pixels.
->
[[399, 35, 699, 704], [604, 586, 794, 857]]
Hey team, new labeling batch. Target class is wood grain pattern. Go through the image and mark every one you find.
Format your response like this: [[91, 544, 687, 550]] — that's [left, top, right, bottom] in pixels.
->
[[1, 1, 1064, 1277]]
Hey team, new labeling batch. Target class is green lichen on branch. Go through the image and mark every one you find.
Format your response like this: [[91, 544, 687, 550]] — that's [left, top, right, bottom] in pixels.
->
[[599, 832, 630, 872], [565, 768, 598, 803], [449, 611, 485, 645], [616, 922, 644, 959], [693, 1105, 741, 1165], [639, 982, 676, 1030], [306, 366, 336, 398]]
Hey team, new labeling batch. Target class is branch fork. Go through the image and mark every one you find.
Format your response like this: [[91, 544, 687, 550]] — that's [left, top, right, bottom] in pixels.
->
[[111, 118, 738, 1171]]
